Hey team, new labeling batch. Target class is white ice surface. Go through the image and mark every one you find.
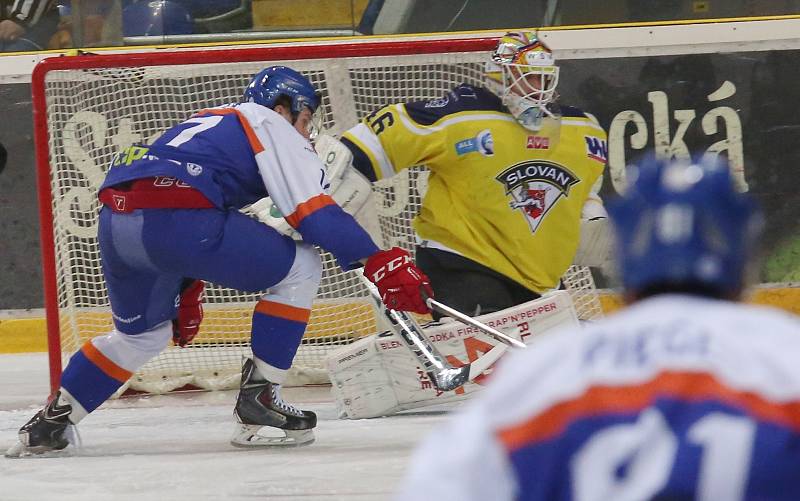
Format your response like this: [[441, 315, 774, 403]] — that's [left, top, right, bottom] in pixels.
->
[[0, 353, 454, 501]]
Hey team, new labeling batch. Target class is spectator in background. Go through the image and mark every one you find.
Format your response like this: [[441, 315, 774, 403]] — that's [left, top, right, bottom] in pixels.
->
[[48, 1, 120, 49], [174, 0, 251, 34], [120, 0, 253, 38], [49, 0, 196, 48], [0, 0, 59, 51], [122, 0, 194, 37]]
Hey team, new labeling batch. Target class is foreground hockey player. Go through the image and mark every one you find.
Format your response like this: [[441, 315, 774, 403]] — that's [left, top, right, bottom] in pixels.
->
[[396, 154, 800, 500], [6, 66, 432, 456], [340, 31, 610, 319]]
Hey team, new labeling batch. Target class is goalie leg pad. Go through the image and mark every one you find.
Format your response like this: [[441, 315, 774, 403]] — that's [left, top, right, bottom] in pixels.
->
[[328, 291, 580, 419]]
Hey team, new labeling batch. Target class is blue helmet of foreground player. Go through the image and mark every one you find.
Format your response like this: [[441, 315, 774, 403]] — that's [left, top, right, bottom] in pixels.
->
[[242, 66, 321, 115], [607, 154, 762, 296]]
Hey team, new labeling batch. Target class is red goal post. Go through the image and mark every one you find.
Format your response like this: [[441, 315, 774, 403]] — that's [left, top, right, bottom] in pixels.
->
[[31, 36, 602, 396]]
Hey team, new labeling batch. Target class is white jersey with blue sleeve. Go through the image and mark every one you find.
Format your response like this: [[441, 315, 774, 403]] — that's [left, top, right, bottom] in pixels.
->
[[102, 102, 378, 270], [396, 295, 800, 501]]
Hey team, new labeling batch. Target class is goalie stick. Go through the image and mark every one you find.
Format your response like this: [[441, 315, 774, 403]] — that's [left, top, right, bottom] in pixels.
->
[[359, 273, 510, 392], [422, 294, 527, 349]]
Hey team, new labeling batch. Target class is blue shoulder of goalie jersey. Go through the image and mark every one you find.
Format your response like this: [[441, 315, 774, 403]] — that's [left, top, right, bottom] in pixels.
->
[[555, 103, 602, 124], [403, 84, 504, 126]]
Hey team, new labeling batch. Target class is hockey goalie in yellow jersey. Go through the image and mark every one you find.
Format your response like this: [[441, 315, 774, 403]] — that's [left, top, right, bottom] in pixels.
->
[[339, 31, 610, 317]]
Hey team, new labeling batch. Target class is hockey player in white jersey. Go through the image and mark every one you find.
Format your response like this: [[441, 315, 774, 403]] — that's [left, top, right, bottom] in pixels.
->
[[6, 66, 433, 457], [396, 153, 800, 500]]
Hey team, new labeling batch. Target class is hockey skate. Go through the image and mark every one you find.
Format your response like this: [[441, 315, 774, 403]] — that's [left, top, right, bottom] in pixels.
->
[[231, 358, 316, 447], [5, 391, 76, 458]]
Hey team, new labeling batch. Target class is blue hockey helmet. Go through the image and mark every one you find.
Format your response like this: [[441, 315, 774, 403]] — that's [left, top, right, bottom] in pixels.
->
[[122, 1, 194, 37], [242, 66, 321, 116], [607, 153, 762, 297]]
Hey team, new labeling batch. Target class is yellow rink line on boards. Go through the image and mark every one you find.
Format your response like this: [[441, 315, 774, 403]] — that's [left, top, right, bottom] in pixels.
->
[[597, 285, 800, 315], [0, 302, 380, 354], [2, 287, 799, 354]]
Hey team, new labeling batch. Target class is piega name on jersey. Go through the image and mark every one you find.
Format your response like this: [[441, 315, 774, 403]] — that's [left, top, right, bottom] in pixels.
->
[[495, 160, 579, 194]]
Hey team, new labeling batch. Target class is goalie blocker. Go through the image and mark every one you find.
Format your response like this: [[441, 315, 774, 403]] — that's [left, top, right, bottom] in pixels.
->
[[327, 290, 579, 419]]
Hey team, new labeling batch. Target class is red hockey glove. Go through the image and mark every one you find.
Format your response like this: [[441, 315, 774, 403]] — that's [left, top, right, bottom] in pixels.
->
[[364, 247, 433, 314], [172, 279, 204, 347]]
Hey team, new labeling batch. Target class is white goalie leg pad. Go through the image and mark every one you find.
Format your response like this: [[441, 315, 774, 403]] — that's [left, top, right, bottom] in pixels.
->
[[327, 290, 580, 419], [574, 217, 614, 269]]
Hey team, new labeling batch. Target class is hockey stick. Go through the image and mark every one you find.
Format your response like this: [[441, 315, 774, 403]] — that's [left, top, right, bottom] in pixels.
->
[[423, 294, 527, 349], [358, 273, 508, 392]]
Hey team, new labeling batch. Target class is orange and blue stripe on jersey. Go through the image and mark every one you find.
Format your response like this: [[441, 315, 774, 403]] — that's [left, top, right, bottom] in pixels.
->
[[254, 299, 311, 324], [282, 193, 378, 271], [195, 108, 265, 154], [197, 108, 378, 269], [284, 193, 337, 229], [59, 341, 133, 414], [250, 299, 312, 371], [495, 370, 800, 500]]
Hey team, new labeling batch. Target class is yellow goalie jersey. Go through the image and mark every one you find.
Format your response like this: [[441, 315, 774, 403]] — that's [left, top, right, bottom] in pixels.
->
[[341, 84, 606, 293]]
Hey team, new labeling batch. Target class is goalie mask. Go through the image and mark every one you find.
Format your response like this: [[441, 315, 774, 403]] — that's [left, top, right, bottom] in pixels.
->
[[486, 32, 560, 131]]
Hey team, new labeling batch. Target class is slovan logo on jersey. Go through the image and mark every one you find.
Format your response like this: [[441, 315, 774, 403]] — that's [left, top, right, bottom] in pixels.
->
[[496, 160, 579, 233]]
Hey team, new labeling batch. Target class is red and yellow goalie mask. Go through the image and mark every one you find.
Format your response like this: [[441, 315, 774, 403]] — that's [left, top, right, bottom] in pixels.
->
[[486, 32, 560, 131]]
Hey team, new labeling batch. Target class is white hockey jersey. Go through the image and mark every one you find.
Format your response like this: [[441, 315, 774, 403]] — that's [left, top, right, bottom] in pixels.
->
[[395, 295, 800, 501]]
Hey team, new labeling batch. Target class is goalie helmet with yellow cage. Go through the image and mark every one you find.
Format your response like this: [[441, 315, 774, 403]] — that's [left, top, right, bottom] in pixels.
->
[[486, 31, 560, 131]]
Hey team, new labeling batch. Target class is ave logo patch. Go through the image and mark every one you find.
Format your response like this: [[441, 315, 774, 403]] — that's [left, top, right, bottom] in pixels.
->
[[496, 160, 579, 233], [455, 129, 494, 157], [526, 135, 550, 149], [585, 136, 608, 163]]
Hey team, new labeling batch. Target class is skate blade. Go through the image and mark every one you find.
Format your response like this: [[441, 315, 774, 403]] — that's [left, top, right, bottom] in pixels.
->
[[4, 441, 72, 459], [5, 425, 79, 459], [230, 424, 315, 448]]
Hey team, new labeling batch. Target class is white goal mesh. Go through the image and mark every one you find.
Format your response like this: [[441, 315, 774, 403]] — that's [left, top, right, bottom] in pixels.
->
[[34, 39, 603, 394]]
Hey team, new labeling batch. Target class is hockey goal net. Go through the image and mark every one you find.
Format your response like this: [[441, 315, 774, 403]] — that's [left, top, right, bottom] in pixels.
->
[[32, 37, 603, 395]]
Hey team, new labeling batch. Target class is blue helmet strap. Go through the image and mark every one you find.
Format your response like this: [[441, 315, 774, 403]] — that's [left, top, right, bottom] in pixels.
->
[[270, 94, 302, 124]]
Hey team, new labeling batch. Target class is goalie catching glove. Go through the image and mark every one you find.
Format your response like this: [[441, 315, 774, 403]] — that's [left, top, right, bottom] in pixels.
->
[[172, 279, 204, 347], [364, 247, 433, 314]]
